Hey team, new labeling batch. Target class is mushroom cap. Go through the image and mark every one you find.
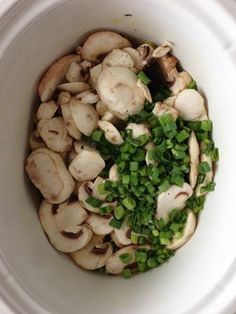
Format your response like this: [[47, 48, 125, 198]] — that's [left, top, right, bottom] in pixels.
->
[[167, 210, 197, 250], [152, 102, 178, 121], [70, 97, 99, 136], [109, 164, 119, 181], [137, 79, 152, 103], [75, 90, 99, 104], [152, 41, 172, 58], [122, 47, 143, 71], [102, 49, 134, 69], [126, 123, 150, 139], [69, 150, 105, 181], [97, 66, 145, 119], [188, 131, 200, 188], [98, 120, 124, 145], [113, 219, 132, 247], [90, 64, 103, 89], [78, 181, 99, 213], [39, 200, 92, 253], [156, 183, 193, 221], [37, 117, 73, 153], [65, 61, 87, 83], [175, 89, 206, 121], [81, 31, 131, 62], [71, 234, 113, 270], [36, 101, 58, 120], [92, 176, 107, 201], [29, 130, 45, 150], [58, 82, 90, 94], [86, 213, 113, 235], [38, 54, 81, 102], [25, 148, 75, 204]]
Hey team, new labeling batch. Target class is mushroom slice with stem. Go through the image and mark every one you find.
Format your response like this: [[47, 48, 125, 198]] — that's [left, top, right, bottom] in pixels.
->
[[74, 140, 95, 154], [98, 120, 124, 145], [174, 89, 207, 121], [101, 111, 120, 125], [71, 235, 113, 270], [89, 64, 103, 89], [36, 101, 58, 120], [152, 41, 172, 58], [97, 66, 145, 119], [170, 71, 192, 96], [75, 90, 99, 104], [78, 181, 99, 213], [58, 92, 81, 141], [37, 117, 73, 153], [86, 213, 113, 235], [102, 49, 134, 69], [137, 79, 152, 103], [29, 130, 45, 150], [66, 62, 87, 82], [112, 219, 132, 247], [152, 102, 178, 121], [25, 148, 75, 204], [126, 123, 150, 139], [167, 210, 197, 250], [69, 150, 105, 181], [70, 97, 99, 136], [188, 131, 200, 188], [109, 164, 119, 181], [39, 200, 92, 253], [96, 101, 108, 117], [156, 183, 193, 221], [92, 176, 107, 201], [81, 31, 131, 62], [58, 82, 90, 94], [38, 54, 81, 102]]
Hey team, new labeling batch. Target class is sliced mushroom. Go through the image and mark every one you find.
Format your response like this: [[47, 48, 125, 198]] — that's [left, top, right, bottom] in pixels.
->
[[74, 140, 95, 154], [152, 102, 178, 120], [137, 43, 154, 67], [156, 183, 193, 221], [86, 213, 113, 235], [81, 31, 131, 62], [98, 120, 124, 145], [97, 66, 145, 119], [122, 47, 143, 71], [137, 79, 152, 103], [188, 131, 200, 188], [78, 181, 99, 213], [29, 130, 45, 150], [112, 219, 132, 247], [39, 200, 92, 252], [96, 101, 108, 117], [39, 54, 81, 102], [70, 97, 99, 136], [175, 89, 207, 121], [75, 90, 99, 104], [36, 101, 58, 120], [37, 117, 73, 153], [102, 49, 134, 69], [109, 164, 119, 181], [163, 96, 176, 107], [152, 41, 172, 58], [167, 210, 197, 250], [58, 82, 90, 94], [65, 62, 87, 82], [69, 150, 105, 181], [89, 64, 103, 89], [170, 71, 192, 95], [92, 176, 107, 201], [58, 92, 81, 141], [126, 123, 150, 139], [101, 111, 120, 125], [71, 235, 113, 270], [26, 148, 75, 204], [157, 54, 178, 83]]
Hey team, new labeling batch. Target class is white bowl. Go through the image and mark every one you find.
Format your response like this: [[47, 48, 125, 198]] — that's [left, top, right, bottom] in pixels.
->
[[1, 1, 236, 313]]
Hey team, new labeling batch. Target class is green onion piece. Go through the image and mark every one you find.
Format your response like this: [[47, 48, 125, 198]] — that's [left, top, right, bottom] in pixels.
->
[[146, 195, 155, 204], [132, 150, 146, 161], [175, 143, 187, 151], [114, 205, 125, 220], [138, 236, 147, 245], [175, 129, 189, 143], [131, 232, 138, 244], [211, 148, 219, 162], [159, 113, 177, 132], [200, 181, 216, 193], [106, 194, 114, 202], [85, 196, 103, 208], [171, 148, 186, 159], [159, 180, 170, 193], [156, 140, 166, 153], [199, 161, 211, 174], [137, 134, 149, 146], [152, 229, 159, 237], [130, 174, 139, 186], [153, 127, 163, 138], [170, 175, 184, 187], [200, 120, 212, 132], [130, 161, 139, 171], [137, 71, 152, 85], [135, 249, 147, 263], [137, 262, 147, 272], [119, 253, 133, 264], [98, 183, 106, 195], [122, 174, 130, 185], [122, 269, 133, 279], [166, 129, 178, 139], [109, 218, 123, 229], [91, 129, 103, 142], [140, 166, 147, 176], [122, 197, 136, 210], [99, 205, 113, 215], [118, 161, 126, 172], [187, 80, 197, 90], [147, 258, 158, 268]]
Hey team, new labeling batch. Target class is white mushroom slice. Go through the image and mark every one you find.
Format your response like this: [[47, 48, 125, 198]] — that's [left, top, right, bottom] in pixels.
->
[[167, 210, 197, 250], [92, 176, 107, 201], [39, 54, 81, 102], [74, 140, 95, 154], [152, 41, 172, 58], [105, 245, 137, 275], [170, 71, 192, 95], [102, 49, 134, 69], [188, 131, 200, 188], [175, 89, 207, 121], [126, 123, 150, 139], [163, 96, 176, 107], [196, 147, 213, 197], [71, 235, 113, 270], [36, 101, 58, 120], [66, 62, 87, 82], [101, 111, 120, 125], [156, 183, 193, 221], [75, 90, 99, 104], [97, 66, 145, 119], [39, 200, 92, 253], [109, 164, 119, 181], [70, 98, 99, 136], [26, 148, 75, 204], [78, 181, 99, 213], [152, 102, 178, 121], [137, 79, 152, 103], [69, 150, 105, 181], [90, 64, 103, 89], [98, 121, 124, 145], [58, 82, 90, 94], [29, 130, 45, 150], [37, 117, 73, 153], [137, 43, 154, 66], [58, 92, 81, 141], [123, 47, 143, 71], [96, 101, 108, 117], [157, 55, 178, 82], [113, 220, 132, 247], [81, 31, 131, 62], [86, 214, 113, 235]]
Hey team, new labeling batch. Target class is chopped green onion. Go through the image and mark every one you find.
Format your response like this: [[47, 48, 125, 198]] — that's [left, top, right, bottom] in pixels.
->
[[109, 218, 123, 229], [130, 174, 139, 186], [175, 129, 189, 143], [114, 205, 125, 220], [106, 194, 114, 202], [201, 120, 212, 132], [137, 134, 149, 146], [137, 262, 147, 272], [211, 148, 219, 162], [137, 71, 152, 85], [135, 249, 147, 263], [153, 127, 163, 138], [122, 269, 133, 279], [119, 253, 133, 264], [199, 161, 211, 174], [140, 166, 147, 176], [200, 181, 216, 193], [99, 205, 113, 215], [187, 80, 197, 90], [171, 148, 186, 159], [159, 114, 177, 132], [85, 196, 103, 208], [130, 161, 139, 171], [122, 174, 130, 185], [166, 129, 178, 139], [147, 258, 158, 268], [98, 183, 106, 195], [122, 197, 136, 210], [170, 175, 184, 187], [131, 232, 138, 244], [159, 180, 170, 193], [152, 229, 159, 237], [90, 129, 103, 142]]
